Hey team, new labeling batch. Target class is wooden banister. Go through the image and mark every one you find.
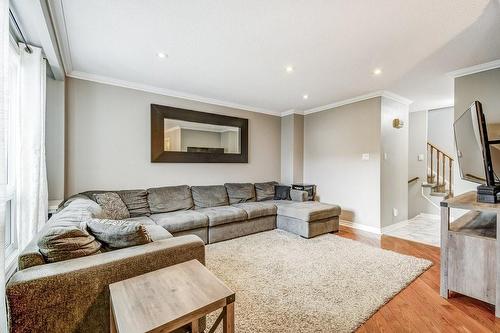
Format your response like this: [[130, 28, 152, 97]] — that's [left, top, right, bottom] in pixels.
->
[[427, 142, 454, 196]]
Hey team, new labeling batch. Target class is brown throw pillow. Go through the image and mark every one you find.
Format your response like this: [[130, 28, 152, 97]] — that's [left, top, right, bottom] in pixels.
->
[[38, 225, 102, 263], [93, 192, 130, 220], [86, 218, 152, 249]]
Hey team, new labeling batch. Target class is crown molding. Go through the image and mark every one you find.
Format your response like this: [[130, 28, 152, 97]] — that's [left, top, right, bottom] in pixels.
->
[[47, 0, 74, 74], [303, 90, 412, 115], [280, 109, 304, 117], [67, 71, 282, 116], [447, 59, 500, 78]]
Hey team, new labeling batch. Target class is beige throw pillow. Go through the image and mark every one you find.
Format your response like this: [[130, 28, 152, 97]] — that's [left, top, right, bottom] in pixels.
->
[[38, 225, 102, 263], [93, 192, 130, 220]]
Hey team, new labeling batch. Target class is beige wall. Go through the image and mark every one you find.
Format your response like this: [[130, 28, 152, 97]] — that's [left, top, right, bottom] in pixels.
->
[[304, 98, 382, 229], [46, 77, 65, 200], [454, 68, 500, 195], [380, 97, 409, 228], [65, 78, 281, 196]]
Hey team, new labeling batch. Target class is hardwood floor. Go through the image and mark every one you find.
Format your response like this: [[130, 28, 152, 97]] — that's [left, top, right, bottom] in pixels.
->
[[335, 225, 500, 332]]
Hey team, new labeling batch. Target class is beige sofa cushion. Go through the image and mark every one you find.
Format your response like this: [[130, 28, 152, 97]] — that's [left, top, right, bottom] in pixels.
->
[[118, 190, 151, 217], [150, 210, 209, 233], [276, 202, 341, 222], [196, 206, 247, 226], [37, 225, 101, 263], [254, 181, 278, 201], [232, 202, 277, 219]]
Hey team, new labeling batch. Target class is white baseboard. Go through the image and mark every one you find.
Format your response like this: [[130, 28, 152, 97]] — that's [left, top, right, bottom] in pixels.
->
[[381, 213, 440, 234], [340, 220, 381, 235]]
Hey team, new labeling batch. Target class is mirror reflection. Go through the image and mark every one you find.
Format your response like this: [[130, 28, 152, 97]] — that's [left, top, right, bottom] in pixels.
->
[[164, 119, 241, 154]]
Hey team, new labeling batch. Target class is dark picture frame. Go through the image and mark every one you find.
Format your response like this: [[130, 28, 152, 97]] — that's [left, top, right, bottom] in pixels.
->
[[151, 104, 248, 163]]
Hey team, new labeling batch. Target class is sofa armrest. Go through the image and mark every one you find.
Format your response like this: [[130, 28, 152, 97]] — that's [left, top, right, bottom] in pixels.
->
[[6, 235, 205, 333], [290, 189, 308, 202]]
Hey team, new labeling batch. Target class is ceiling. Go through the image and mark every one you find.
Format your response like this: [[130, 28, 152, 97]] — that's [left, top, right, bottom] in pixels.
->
[[47, 0, 500, 114]]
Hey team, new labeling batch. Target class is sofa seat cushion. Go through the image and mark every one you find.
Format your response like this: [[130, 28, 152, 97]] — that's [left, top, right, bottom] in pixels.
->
[[196, 206, 247, 226], [142, 224, 173, 241], [232, 202, 277, 219], [276, 202, 341, 222], [147, 185, 193, 213], [149, 211, 209, 233], [191, 185, 229, 208]]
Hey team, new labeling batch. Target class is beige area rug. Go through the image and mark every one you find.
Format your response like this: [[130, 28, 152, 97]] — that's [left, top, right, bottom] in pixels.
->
[[205, 229, 431, 333]]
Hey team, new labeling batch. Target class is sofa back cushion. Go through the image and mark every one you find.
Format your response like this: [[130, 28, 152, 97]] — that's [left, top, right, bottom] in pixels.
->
[[255, 181, 279, 201], [118, 190, 151, 217], [147, 185, 193, 213], [224, 183, 256, 204], [191, 185, 229, 209]]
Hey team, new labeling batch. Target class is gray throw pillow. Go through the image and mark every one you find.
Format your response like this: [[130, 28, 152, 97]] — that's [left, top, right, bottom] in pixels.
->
[[118, 190, 151, 217], [255, 181, 278, 201], [274, 185, 291, 200], [93, 192, 130, 220], [86, 218, 152, 249], [38, 225, 102, 263]]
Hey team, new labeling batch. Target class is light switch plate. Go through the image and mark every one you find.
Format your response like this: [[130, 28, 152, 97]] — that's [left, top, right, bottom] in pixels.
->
[[418, 154, 424, 161], [362, 153, 370, 161], [384, 153, 388, 160], [393, 208, 399, 217]]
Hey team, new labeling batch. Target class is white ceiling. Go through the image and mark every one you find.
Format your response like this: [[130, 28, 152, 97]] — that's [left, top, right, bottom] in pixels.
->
[[50, 0, 500, 114]]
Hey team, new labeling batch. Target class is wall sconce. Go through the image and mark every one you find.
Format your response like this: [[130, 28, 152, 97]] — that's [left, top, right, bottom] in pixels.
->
[[392, 118, 404, 129]]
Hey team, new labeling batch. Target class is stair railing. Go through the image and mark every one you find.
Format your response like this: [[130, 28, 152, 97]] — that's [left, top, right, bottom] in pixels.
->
[[427, 142, 454, 195]]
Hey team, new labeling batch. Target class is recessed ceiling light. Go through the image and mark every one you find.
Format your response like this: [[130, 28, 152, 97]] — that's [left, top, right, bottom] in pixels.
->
[[303, 94, 309, 100], [157, 52, 167, 59], [373, 68, 382, 75], [285, 66, 294, 73]]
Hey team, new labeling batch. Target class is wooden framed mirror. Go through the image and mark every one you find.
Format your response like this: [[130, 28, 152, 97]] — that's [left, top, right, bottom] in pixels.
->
[[151, 104, 248, 163]]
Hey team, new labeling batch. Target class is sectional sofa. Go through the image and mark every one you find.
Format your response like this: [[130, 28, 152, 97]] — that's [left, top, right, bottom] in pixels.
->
[[6, 182, 340, 332]]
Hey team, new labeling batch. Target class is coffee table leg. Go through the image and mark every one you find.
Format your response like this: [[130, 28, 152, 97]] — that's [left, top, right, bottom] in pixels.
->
[[223, 303, 234, 333], [191, 319, 200, 333]]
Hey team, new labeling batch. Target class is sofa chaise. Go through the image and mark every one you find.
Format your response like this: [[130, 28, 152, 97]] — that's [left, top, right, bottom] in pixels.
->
[[6, 181, 340, 332]]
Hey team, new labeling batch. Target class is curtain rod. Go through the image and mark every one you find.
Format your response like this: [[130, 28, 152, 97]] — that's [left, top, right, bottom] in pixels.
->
[[9, 8, 32, 54]]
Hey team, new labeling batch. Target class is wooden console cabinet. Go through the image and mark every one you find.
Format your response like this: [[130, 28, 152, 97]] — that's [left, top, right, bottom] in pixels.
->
[[440, 191, 500, 317]]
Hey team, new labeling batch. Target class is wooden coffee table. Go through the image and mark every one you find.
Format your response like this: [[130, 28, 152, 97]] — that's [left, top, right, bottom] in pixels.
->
[[109, 259, 235, 333]]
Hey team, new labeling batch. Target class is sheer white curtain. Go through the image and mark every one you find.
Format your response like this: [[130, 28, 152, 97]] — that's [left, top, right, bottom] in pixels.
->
[[16, 44, 48, 251], [1, 0, 11, 331]]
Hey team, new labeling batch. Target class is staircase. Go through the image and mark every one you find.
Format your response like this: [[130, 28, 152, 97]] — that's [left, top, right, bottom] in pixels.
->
[[424, 142, 454, 199]]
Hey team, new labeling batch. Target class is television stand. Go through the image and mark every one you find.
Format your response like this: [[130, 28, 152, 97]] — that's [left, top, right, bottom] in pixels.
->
[[441, 191, 500, 317]]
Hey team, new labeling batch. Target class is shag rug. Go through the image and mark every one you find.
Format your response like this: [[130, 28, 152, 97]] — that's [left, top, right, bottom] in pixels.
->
[[205, 230, 431, 333]]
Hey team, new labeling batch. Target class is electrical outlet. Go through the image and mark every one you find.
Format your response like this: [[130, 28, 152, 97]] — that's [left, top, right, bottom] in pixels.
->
[[384, 153, 388, 160], [418, 154, 424, 161], [362, 153, 370, 161], [393, 208, 399, 217]]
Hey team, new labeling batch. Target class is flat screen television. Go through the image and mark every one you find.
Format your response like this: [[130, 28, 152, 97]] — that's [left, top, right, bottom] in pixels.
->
[[454, 101, 497, 186]]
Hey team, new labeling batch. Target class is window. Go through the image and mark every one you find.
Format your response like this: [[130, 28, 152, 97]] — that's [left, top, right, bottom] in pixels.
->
[[1, 37, 20, 266]]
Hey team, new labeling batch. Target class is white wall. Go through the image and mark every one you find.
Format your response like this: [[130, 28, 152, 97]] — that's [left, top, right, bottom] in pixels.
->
[[281, 113, 304, 185], [45, 76, 65, 200], [454, 68, 500, 195], [65, 78, 281, 196], [304, 97, 382, 230], [408, 110, 438, 217], [380, 97, 409, 228]]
